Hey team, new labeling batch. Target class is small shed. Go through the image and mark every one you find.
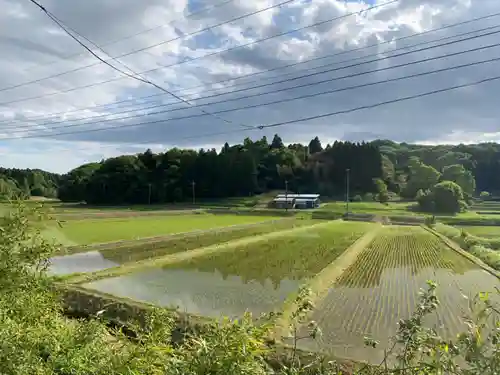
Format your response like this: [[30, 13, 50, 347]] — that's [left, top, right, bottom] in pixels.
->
[[272, 194, 321, 209], [272, 197, 295, 209]]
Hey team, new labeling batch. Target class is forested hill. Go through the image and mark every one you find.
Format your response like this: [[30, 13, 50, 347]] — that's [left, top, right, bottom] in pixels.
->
[[58, 136, 382, 204], [375, 140, 500, 195], [0, 168, 60, 200], [4, 136, 500, 205]]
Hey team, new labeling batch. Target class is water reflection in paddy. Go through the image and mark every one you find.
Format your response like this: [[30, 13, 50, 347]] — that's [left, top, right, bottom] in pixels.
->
[[49, 251, 119, 275], [84, 268, 301, 319]]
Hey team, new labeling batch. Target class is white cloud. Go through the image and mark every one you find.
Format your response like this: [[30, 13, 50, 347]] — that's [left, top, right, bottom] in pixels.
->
[[0, 0, 498, 173]]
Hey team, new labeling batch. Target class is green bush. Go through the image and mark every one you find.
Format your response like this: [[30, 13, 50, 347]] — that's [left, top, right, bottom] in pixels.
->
[[352, 194, 363, 202], [469, 245, 500, 270]]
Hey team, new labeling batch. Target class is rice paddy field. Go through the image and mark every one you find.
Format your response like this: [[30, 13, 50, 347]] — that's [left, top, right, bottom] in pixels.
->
[[78, 221, 374, 319], [297, 226, 500, 363], [46, 203, 500, 365], [49, 218, 313, 275], [46, 213, 283, 245]]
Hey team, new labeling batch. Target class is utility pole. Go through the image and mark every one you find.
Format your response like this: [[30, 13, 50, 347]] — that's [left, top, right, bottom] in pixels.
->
[[285, 179, 289, 212], [191, 180, 196, 205], [148, 183, 152, 205], [345, 168, 350, 217]]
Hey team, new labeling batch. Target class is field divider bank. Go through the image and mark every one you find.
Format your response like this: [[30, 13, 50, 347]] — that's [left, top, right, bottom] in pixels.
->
[[274, 224, 383, 340], [63, 220, 341, 285], [421, 225, 500, 279], [63, 217, 295, 254]]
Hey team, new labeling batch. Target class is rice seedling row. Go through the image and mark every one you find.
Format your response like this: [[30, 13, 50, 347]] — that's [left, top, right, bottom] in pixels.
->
[[49, 219, 313, 276], [80, 221, 374, 320], [298, 226, 500, 365]]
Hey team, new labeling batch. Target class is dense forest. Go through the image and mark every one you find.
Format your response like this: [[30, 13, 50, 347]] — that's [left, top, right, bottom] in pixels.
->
[[0, 167, 59, 200], [2, 135, 500, 206]]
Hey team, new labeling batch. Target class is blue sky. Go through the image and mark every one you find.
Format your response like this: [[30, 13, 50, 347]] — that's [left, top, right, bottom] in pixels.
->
[[1, 0, 500, 173]]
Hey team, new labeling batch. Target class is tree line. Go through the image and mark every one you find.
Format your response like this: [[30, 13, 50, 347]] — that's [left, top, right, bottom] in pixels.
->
[[58, 135, 383, 204], [0, 168, 59, 200], [3, 135, 500, 209]]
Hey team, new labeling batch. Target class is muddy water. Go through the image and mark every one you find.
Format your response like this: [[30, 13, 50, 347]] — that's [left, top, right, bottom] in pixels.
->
[[83, 268, 301, 319]]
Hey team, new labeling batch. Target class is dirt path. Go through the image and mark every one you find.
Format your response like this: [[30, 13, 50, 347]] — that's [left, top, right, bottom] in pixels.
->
[[65, 220, 340, 285], [274, 225, 383, 338]]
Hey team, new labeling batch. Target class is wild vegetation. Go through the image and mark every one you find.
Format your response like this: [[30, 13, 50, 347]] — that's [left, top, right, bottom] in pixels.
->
[[434, 222, 500, 272]]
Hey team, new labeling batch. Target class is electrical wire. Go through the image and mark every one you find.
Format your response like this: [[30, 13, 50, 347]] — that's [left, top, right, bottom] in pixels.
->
[[4, 53, 499, 140], [5, 20, 500, 127], [5, 26, 500, 132], [23, 0, 237, 72], [0, 0, 398, 103], [26, 0, 254, 130]]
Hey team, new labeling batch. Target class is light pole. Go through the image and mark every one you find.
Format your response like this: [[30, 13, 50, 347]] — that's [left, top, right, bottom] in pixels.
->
[[285, 179, 289, 212], [345, 168, 350, 217], [191, 180, 196, 205]]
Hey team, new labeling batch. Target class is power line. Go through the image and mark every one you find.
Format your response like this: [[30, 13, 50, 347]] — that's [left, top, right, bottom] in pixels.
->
[[0, 0, 398, 104], [23, 0, 236, 72], [9, 7, 500, 123], [256, 74, 500, 130], [12, 69, 500, 154], [6, 20, 500, 128], [26, 0, 253, 130], [2, 0, 304, 93], [4, 53, 500, 140], [5, 27, 500, 132]]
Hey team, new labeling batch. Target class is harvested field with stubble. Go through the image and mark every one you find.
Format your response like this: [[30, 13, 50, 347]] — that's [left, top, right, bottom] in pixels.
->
[[298, 226, 500, 364], [77, 221, 374, 319]]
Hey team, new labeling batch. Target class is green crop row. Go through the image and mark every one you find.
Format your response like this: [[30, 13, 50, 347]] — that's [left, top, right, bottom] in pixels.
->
[[161, 221, 374, 287], [299, 226, 496, 364], [97, 218, 316, 265]]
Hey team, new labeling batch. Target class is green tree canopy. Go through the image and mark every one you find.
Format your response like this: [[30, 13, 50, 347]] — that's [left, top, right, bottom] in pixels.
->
[[441, 164, 476, 195]]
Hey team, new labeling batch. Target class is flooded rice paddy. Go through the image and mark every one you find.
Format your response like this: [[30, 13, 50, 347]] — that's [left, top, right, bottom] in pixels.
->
[[81, 221, 372, 318], [297, 226, 500, 364]]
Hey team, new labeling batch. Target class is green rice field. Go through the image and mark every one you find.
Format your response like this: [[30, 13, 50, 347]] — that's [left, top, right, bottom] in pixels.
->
[[458, 225, 500, 238], [48, 213, 283, 245], [298, 226, 500, 364], [80, 221, 374, 319], [49, 218, 314, 275]]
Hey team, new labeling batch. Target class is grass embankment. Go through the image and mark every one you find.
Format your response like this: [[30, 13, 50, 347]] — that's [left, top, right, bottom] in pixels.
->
[[161, 221, 375, 284], [46, 213, 284, 245], [275, 225, 383, 339], [63, 220, 344, 284], [433, 223, 500, 272]]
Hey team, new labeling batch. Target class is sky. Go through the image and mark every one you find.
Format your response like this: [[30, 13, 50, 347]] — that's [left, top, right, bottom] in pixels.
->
[[1, 0, 500, 173]]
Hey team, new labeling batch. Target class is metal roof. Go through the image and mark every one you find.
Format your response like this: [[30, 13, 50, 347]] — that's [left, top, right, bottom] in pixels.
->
[[275, 194, 320, 199], [294, 198, 319, 202], [273, 197, 295, 202]]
